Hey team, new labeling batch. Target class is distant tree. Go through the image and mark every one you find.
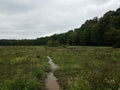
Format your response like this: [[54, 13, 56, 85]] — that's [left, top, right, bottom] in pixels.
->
[[47, 40, 60, 47]]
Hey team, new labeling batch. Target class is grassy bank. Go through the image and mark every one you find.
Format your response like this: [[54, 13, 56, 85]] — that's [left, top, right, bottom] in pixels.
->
[[47, 46, 120, 90], [0, 46, 49, 90]]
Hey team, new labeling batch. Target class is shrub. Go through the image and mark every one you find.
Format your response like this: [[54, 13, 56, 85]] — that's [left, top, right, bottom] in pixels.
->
[[1, 76, 41, 90]]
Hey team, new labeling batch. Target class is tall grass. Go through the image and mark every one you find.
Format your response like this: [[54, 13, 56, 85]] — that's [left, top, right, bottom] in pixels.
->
[[0, 46, 48, 90], [48, 46, 120, 90], [0, 46, 119, 90]]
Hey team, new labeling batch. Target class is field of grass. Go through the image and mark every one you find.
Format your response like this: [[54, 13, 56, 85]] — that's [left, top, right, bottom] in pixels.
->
[[0, 46, 120, 90], [48, 46, 120, 90], [0, 46, 49, 90]]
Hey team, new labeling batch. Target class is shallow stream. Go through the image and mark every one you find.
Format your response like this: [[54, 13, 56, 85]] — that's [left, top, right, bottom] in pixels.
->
[[45, 56, 59, 90]]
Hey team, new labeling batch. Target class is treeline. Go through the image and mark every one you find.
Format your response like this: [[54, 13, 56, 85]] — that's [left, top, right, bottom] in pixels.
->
[[0, 39, 36, 46], [0, 8, 120, 47]]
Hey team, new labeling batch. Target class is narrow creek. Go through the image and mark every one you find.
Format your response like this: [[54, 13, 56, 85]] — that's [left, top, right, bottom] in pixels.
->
[[45, 56, 60, 90]]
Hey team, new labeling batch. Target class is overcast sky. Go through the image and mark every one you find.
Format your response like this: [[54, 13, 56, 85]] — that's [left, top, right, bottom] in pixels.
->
[[0, 0, 120, 39]]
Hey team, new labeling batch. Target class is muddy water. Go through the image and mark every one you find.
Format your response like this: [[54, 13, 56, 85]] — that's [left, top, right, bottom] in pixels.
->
[[47, 56, 58, 72], [46, 56, 59, 90]]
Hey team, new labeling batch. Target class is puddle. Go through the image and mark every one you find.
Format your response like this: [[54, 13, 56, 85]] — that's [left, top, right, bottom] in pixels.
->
[[46, 56, 59, 90], [46, 72, 59, 90]]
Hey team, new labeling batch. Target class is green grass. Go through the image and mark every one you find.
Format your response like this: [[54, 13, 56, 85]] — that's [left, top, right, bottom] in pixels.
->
[[0, 46, 49, 90], [47, 46, 120, 90], [0, 46, 120, 90]]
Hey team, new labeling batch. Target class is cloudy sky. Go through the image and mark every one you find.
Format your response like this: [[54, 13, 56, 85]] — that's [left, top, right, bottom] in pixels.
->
[[0, 0, 120, 39]]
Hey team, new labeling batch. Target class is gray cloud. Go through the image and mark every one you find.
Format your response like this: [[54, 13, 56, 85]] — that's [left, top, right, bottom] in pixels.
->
[[0, 0, 120, 39]]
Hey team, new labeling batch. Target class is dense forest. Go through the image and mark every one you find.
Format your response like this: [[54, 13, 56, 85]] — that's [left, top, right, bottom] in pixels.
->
[[0, 8, 120, 47]]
